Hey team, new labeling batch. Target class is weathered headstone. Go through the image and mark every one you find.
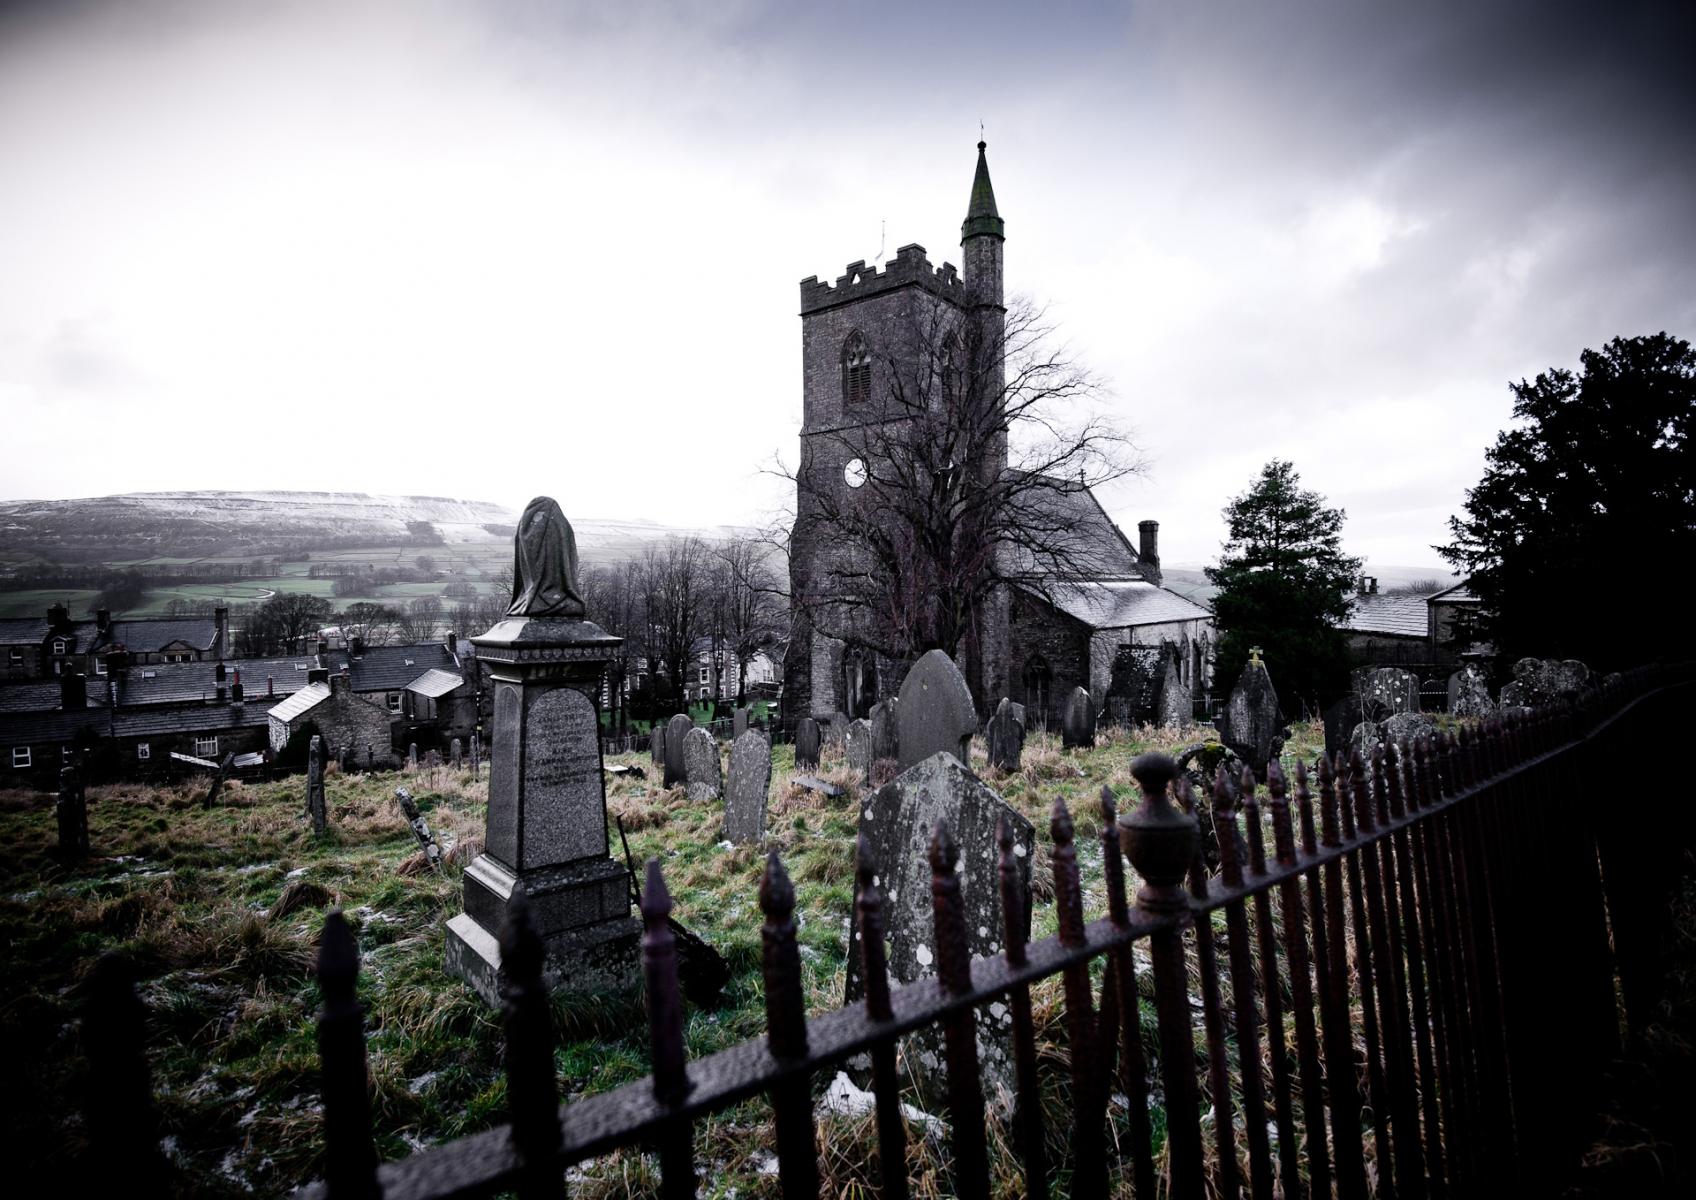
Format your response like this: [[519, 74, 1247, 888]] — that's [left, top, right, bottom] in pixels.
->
[[408, 742, 419, 770], [56, 765, 88, 858], [1323, 693, 1366, 760], [870, 698, 900, 761], [845, 717, 874, 783], [664, 714, 693, 787], [338, 744, 353, 773], [794, 716, 822, 770], [365, 744, 374, 770], [1216, 658, 1286, 780], [469, 732, 481, 773], [986, 696, 1025, 771], [1382, 711, 1439, 746], [445, 495, 640, 1006], [682, 727, 722, 802], [1061, 686, 1095, 750], [306, 735, 327, 835], [732, 707, 751, 740], [724, 730, 771, 844], [791, 775, 843, 798], [1349, 720, 1381, 757], [1447, 664, 1495, 718], [450, 737, 463, 768], [848, 752, 1035, 1094], [1352, 666, 1421, 722], [823, 712, 851, 751], [204, 751, 236, 807], [1500, 657, 1590, 708], [395, 786, 443, 872], [649, 724, 666, 771], [1156, 652, 1192, 727], [896, 649, 977, 768]]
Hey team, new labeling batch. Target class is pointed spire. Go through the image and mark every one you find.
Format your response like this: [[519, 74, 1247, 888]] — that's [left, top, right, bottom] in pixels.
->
[[962, 139, 1005, 242]]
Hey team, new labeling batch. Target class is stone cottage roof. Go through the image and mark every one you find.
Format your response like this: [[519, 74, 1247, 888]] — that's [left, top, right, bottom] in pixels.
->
[[1342, 594, 1429, 638], [0, 618, 50, 645], [1025, 580, 1211, 630], [405, 669, 464, 699], [96, 616, 219, 654], [266, 681, 331, 723]]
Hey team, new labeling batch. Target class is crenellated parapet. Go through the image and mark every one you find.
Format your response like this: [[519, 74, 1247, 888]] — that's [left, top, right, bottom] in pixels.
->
[[799, 243, 965, 315]]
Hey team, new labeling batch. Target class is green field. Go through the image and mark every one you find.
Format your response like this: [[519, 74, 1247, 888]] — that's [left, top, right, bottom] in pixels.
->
[[0, 722, 1326, 1197]]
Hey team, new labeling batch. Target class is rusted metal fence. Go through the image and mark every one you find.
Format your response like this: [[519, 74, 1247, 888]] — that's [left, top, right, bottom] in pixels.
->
[[81, 664, 1694, 1198]]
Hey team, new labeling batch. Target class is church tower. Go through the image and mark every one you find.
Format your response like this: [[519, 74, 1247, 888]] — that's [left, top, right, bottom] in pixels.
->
[[783, 142, 1012, 723]]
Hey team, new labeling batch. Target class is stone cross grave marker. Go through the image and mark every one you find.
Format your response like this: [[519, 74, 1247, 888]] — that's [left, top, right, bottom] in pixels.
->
[[986, 696, 1025, 771], [794, 716, 822, 770], [1217, 658, 1286, 780], [682, 727, 722, 802], [664, 713, 693, 787], [1061, 686, 1095, 749], [723, 729, 771, 844], [897, 648, 977, 769]]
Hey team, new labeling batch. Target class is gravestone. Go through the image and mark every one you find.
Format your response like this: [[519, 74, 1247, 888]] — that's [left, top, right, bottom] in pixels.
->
[[791, 775, 843, 798], [1216, 657, 1287, 780], [870, 699, 900, 761], [445, 496, 640, 1007], [469, 733, 481, 773], [1447, 664, 1495, 718], [395, 786, 443, 872], [1500, 658, 1591, 708], [823, 712, 851, 751], [845, 718, 874, 784], [732, 707, 750, 740], [306, 735, 327, 835], [1349, 720, 1381, 757], [1323, 693, 1366, 760], [682, 727, 722, 802], [450, 737, 463, 768], [848, 752, 1035, 1094], [338, 745, 353, 773], [794, 716, 822, 770], [1352, 666, 1421, 722], [56, 765, 88, 858], [408, 743, 419, 770], [986, 697, 1025, 771], [1157, 652, 1192, 727], [664, 713, 693, 788], [1107, 645, 1163, 725], [365, 744, 374, 770], [649, 724, 666, 771], [723, 730, 771, 844], [1382, 711, 1439, 746], [1061, 686, 1095, 750], [896, 649, 977, 768]]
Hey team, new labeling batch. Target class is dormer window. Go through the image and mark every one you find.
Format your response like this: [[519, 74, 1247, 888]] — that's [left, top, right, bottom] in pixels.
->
[[51, 639, 67, 655], [842, 332, 871, 405]]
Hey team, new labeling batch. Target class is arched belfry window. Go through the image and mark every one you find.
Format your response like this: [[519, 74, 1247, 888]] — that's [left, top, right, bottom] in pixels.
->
[[842, 332, 871, 405]]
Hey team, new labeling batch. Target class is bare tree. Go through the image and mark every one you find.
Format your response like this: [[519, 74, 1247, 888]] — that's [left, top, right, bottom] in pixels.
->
[[580, 560, 646, 732], [338, 601, 400, 647], [784, 294, 1140, 675], [393, 597, 443, 643], [715, 534, 786, 705], [641, 537, 709, 715]]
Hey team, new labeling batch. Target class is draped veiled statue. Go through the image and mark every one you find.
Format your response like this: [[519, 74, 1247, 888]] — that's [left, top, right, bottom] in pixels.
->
[[507, 497, 588, 620]]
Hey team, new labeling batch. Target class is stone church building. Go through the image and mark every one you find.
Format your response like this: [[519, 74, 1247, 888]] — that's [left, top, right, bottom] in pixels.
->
[[784, 142, 1213, 730]]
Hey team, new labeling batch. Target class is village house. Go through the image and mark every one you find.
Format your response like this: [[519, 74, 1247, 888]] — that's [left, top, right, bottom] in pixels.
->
[[0, 604, 227, 680], [1339, 576, 1491, 671]]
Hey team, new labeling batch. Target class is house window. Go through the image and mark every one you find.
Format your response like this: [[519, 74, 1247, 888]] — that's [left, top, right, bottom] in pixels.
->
[[387, 693, 403, 714], [841, 331, 871, 405], [94, 656, 107, 675], [7, 648, 21, 666], [698, 668, 709, 684], [195, 735, 219, 757], [10, 747, 29, 769], [137, 743, 151, 761], [698, 688, 710, 700], [52, 638, 67, 655]]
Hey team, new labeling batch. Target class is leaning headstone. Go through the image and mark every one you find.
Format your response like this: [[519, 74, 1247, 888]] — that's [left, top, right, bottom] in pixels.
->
[[870, 699, 900, 761], [1322, 693, 1366, 760], [306, 735, 327, 835], [682, 727, 722, 802], [794, 716, 822, 770], [986, 697, 1025, 771], [845, 718, 874, 784], [1353, 667, 1420, 722], [395, 786, 443, 872], [791, 775, 843, 799], [723, 730, 772, 844], [1447, 664, 1495, 718], [896, 649, 977, 769], [1216, 658, 1287, 780], [732, 707, 751, 740], [664, 713, 693, 787], [56, 765, 89, 858], [1500, 657, 1591, 708], [450, 737, 463, 769], [445, 495, 640, 1006], [848, 752, 1035, 1095], [1061, 686, 1096, 750], [649, 724, 667, 771], [1156, 653, 1192, 727]]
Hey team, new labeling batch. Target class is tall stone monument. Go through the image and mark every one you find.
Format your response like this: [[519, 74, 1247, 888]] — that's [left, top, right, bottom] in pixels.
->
[[445, 497, 639, 1006]]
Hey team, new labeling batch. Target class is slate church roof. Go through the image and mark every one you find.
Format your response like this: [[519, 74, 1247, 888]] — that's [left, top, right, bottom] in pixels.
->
[[1000, 471, 1145, 580], [1025, 580, 1212, 630]]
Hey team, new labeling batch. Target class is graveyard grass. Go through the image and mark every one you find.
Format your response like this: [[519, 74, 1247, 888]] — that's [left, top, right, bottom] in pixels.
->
[[0, 722, 1326, 1198]]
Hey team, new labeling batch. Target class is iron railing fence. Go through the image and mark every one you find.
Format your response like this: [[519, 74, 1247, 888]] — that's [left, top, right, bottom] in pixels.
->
[[79, 664, 1694, 1199]]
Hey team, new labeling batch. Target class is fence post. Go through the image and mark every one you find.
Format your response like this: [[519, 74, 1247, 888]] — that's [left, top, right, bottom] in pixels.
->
[[1121, 752, 1204, 1200], [500, 888, 562, 1200], [1098, 787, 1155, 1197], [640, 859, 695, 1199], [929, 821, 991, 1200], [1183, 775, 1241, 1200], [759, 852, 820, 1199], [999, 816, 1047, 1200], [316, 910, 380, 1200], [1050, 799, 1106, 1197], [854, 839, 908, 1200]]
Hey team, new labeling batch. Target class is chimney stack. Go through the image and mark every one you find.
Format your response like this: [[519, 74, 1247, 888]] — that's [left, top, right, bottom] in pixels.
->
[[308, 666, 330, 685], [266, 675, 275, 697], [107, 647, 130, 678], [215, 661, 226, 683], [96, 608, 111, 632], [1358, 575, 1379, 596], [60, 671, 87, 710], [47, 603, 68, 631], [231, 669, 243, 705], [1137, 520, 1162, 586], [350, 635, 365, 657], [446, 631, 457, 655]]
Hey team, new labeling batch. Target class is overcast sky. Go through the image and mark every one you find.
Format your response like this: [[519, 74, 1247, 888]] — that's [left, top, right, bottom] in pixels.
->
[[2, 0, 1691, 570]]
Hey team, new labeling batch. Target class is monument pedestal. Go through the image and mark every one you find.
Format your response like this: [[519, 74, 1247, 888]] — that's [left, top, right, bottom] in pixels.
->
[[445, 614, 640, 1006]]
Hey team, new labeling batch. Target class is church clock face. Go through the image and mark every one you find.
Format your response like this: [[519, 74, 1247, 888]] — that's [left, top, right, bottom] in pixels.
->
[[844, 458, 867, 489]]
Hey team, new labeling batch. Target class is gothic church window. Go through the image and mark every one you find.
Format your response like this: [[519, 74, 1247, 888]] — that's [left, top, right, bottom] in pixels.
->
[[842, 332, 871, 405]]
